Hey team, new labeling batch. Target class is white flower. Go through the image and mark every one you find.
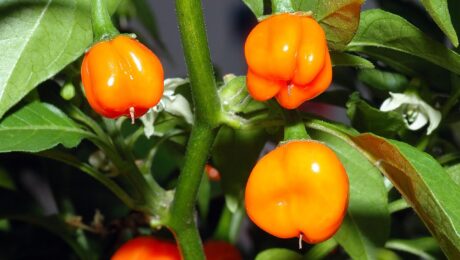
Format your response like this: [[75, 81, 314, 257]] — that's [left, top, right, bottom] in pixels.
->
[[140, 78, 194, 138], [380, 92, 441, 135]]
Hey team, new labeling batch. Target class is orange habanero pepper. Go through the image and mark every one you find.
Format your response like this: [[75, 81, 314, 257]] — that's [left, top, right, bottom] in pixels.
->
[[111, 237, 180, 260], [245, 141, 348, 243], [81, 35, 164, 120], [244, 13, 332, 109]]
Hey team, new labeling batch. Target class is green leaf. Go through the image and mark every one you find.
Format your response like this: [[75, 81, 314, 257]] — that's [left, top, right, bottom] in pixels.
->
[[385, 237, 439, 260], [309, 128, 390, 260], [347, 10, 460, 76], [450, 0, 460, 45], [358, 69, 408, 92], [0, 168, 15, 190], [255, 248, 302, 260], [295, 0, 364, 50], [419, 0, 458, 47], [219, 76, 251, 113], [346, 93, 406, 138], [0, 0, 119, 118], [331, 52, 374, 69], [355, 48, 452, 91], [304, 239, 338, 260], [377, 0, 445, 43], [376, 248, 401, 260], [445, 164, 460, 186], [352, 134, 460, 259], [212, 127, 267, 211], [242, 0, 264, 18], [272, 0, 295, 13], [0, 102, 89, 153]]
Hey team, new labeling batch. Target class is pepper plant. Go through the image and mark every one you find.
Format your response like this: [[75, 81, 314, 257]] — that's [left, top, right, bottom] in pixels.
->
[[0, 0, 460, 259]]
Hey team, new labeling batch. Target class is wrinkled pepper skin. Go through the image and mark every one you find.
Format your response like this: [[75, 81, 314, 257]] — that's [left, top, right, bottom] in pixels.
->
[[245, 13, 332, 109], [245, 141, 349, 243], [81, 35, 164, 119]]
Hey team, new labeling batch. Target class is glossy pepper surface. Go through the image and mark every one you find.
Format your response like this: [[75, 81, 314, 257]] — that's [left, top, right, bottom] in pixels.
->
[[244, 13, 332, 109], [245, 141, 348, 243], [81, 35, 164, 119], [111, 237, 180, 260], [111, 237, 242, 260]]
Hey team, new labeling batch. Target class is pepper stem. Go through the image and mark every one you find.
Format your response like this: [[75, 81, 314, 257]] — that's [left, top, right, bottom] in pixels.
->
[[91, 0, 119, 42], [299, 233, 303, 249], [283, 109, 310, 141], [129, 107, 135, 125]]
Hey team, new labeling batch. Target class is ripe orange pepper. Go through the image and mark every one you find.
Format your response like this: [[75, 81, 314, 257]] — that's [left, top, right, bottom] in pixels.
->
[[111, 237, 242, 260], [111, 237, 180, 260], [244, 13, 332, 109], [245, 141, 349, 243], [203, 241, 242, 260], [81, 35, 164, 120]]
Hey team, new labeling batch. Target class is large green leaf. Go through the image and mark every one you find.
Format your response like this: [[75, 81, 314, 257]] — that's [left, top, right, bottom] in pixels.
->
[[419, 0, 458, 47], [347, 10, 460, 76], [0, 0, 119, 118], [295, 0, 364, 50], [445, 164, 460, 186], [352, 134, 460, 259], [0, 102, 89, 153], [212, 127, 267, 212], [309, 127, 390, 260]]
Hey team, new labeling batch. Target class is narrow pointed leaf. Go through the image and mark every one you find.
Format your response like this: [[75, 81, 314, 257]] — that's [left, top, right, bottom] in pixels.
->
[[0, 102, 89, 153], [419, 0, 458, 47]]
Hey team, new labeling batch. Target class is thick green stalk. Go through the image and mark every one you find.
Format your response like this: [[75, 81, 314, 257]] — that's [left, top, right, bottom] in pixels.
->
[[172, 0, 222, 258], [170, 125, 217, 259], [92, 0, 119, 42], [175, 0, 221, 126]]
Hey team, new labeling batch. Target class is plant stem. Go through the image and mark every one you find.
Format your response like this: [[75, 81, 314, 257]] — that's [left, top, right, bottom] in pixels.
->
[[169, 125, 216, 259], [389, 198, 410, 213], [175, 0, 221, 126], [92, 0, 119, 42], [283, 109, 310, 141], [171, 0, 222, 258], [102, 119, 168, 214]]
